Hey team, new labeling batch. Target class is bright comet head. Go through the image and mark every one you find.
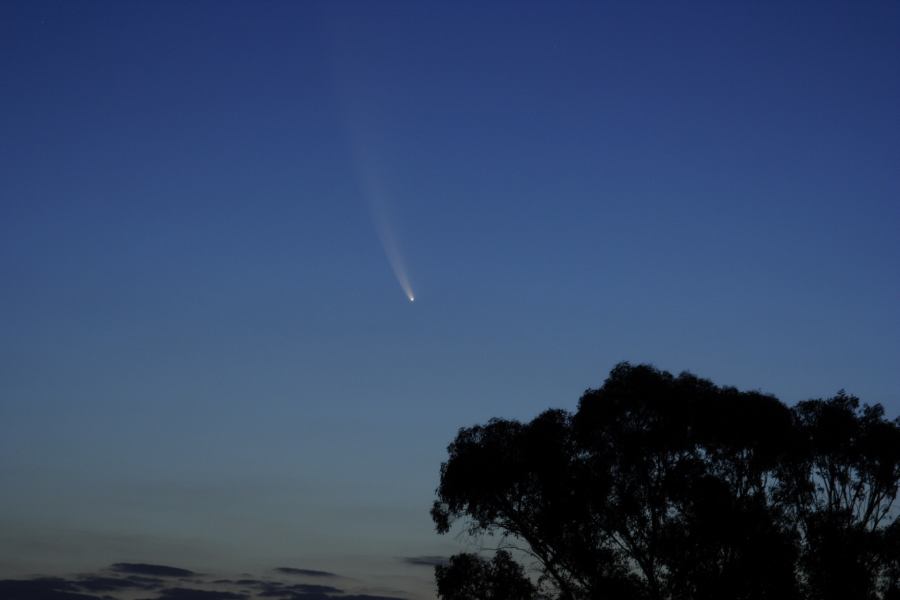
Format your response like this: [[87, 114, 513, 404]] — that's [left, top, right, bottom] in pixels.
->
[[409, 295, 415, 302]]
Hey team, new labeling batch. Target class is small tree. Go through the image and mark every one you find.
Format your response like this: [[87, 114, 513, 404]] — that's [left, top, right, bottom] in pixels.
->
[[436, 550, 540, 600], [432, 363, 900, 600]]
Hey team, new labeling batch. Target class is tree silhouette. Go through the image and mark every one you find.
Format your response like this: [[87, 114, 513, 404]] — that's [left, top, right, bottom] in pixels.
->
[[432, 363, 900, 600], [435, 551, 539, 600]]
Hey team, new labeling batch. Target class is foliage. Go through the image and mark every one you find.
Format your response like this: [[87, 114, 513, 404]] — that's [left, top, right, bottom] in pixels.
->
[[435, 551, 540, 600], [432, 363, 900, 600]]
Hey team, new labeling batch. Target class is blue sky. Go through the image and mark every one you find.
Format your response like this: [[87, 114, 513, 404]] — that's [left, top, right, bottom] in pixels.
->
[[1, 2, 899, 598]]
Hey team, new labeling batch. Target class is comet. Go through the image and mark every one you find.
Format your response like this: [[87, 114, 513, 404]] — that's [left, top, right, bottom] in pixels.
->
[[330, 56, 416, 303], [354, 155, 416, 303]]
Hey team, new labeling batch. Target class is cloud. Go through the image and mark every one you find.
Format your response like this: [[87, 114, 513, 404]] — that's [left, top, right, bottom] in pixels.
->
[[111, 563, 196, 577], [400, 555, 449, 567], [258, 582, 345, 597], [128, 575, 167, 587], [260, 594, 332, 600], [273, 567, 339, 578], [261, 594, 404, 600], [213, 578, 259, 584], [212, 579, 344, 598], [154, 588, 247, 600], [75, 575, 163, 591], [340, 596, 409, 600], [0, 577, 106, 600], [286, 584, 343, 594], [0, 564, 412, 600]]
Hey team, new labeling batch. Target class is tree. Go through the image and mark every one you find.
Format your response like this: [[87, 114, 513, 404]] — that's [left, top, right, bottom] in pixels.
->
[[432, 363, 900, 600], [435, 550, 540, 600]]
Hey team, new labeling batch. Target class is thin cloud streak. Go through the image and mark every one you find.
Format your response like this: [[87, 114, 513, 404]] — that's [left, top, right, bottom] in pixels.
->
[[0, 563, 414, 600]]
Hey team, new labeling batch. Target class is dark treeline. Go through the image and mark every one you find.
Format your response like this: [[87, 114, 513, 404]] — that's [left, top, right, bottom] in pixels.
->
[[432, 363, 900, 600]]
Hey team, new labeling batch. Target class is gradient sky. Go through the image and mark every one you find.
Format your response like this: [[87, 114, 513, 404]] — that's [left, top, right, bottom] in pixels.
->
[[2, 2, 899, 599]]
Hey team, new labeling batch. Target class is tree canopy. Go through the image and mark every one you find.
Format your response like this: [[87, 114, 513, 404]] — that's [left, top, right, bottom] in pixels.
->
[[432, 363, 900, 600]]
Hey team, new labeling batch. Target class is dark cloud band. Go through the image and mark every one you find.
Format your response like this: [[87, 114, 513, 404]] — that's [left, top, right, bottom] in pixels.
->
[[111, 563, 196, 577]]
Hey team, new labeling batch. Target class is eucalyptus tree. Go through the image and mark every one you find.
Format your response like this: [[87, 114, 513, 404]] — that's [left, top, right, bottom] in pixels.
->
[[432, 363, 900, 600]]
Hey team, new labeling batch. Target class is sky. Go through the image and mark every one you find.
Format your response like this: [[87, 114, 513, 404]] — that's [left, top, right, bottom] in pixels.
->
[[1, 1, 899, 599]]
